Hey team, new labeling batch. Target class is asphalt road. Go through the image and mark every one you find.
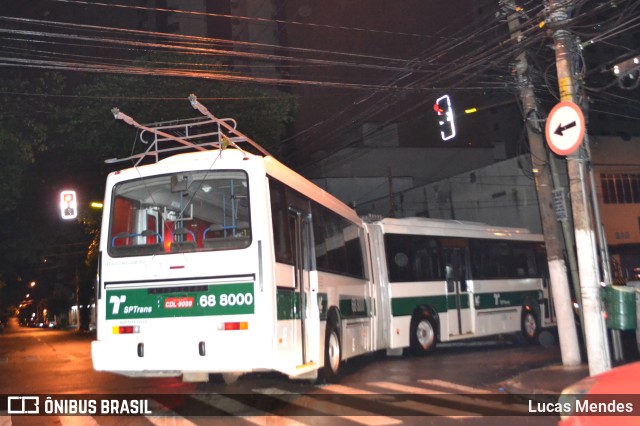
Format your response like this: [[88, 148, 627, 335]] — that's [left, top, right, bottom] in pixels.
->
[[0, 317, 566, 425]]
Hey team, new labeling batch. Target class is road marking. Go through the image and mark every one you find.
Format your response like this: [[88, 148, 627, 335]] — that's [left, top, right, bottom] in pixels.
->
[[362, 382, 476, 418], [193, 393, 269, 417], [197, 391, 314, 425], [317, 384, 377, 394], [371, 381, 529, 415], [418, 379, 492, 394], [254, 387, 402, 425], [144, 398, 200, 426], [59, 416, 100, 426], [146, 416, 200, 426]]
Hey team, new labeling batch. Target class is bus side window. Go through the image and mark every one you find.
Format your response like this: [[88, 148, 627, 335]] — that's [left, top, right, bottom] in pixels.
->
[[311, 203, 328, 270], [445, 262, 455, 293], [510, 242, 538, 278], [269, 179, 293, 264]]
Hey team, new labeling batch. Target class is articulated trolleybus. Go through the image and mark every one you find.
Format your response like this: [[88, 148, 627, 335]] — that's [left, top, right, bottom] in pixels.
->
[[91, 96, 554, 383], [365, 217, 556, 356], [91, 96, 374, 382]]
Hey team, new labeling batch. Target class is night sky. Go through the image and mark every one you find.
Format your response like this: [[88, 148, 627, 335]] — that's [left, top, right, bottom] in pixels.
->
[[0, 0, 638, 312]]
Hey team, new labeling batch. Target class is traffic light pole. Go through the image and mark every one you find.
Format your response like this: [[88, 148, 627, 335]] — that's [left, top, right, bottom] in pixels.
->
[[506, 2, 580, 367], [548, 1, 611, 376]]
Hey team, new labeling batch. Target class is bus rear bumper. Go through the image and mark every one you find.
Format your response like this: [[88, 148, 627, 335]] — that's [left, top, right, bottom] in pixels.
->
[[91, 338, 263, 377]]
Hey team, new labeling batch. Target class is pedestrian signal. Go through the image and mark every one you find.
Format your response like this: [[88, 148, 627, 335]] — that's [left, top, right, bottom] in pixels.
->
[[60, 190, 77, 219]]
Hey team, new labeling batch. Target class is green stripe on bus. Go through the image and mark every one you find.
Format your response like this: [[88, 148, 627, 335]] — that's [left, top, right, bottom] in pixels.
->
[[473, 291, 541, 310], [391, 290, 540, 317], [276, 290, 329, 320], [339, 296, 371, 319], [276, 290, 365, 320], [106, 282, 254, 320], [391, 295, 450, 316], [276, 289, 300, 320]]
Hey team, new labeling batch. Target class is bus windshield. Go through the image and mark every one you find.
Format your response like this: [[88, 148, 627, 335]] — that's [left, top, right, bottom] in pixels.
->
[[108, 170, 251, 257]]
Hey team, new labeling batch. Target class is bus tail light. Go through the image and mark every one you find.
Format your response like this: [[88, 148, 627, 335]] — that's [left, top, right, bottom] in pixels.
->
[[220, 322, 248, 331], [113, 325, 140, 334]]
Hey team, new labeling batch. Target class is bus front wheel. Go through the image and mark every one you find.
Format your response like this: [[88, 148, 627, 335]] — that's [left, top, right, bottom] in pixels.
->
[[322, 321, 341, 382], [521, 308, 540, 344], [410, 311, 437, 355]]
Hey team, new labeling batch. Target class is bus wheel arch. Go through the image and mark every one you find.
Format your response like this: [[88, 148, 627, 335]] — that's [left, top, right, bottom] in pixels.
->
[[409, 306, 438, 355], [322, 308, 342, 382], [520, 304, 541, 344]]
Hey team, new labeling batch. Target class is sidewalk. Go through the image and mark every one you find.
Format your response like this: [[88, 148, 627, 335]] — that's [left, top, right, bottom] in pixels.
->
[[500, 324, 640, 400], [501, 364, 590, 402], [502, 333, 640, 402]]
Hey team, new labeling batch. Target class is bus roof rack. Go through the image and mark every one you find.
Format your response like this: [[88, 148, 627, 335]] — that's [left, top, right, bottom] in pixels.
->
[[106, 94, 271, 166]]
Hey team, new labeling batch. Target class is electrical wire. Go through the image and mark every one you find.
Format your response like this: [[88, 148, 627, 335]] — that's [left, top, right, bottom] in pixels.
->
[[0, 0, 637, 172]]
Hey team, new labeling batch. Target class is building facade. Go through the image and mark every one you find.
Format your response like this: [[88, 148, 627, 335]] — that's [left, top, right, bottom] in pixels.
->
[[309, 135, 640, 281]]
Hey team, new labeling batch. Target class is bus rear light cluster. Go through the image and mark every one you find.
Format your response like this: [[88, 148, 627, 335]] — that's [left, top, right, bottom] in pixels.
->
[[112, 325, 140, 334], [219, 321, 248, 331]]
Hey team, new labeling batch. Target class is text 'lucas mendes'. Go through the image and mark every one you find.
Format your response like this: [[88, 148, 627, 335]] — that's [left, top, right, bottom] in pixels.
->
[[529, 399, 635, 415]]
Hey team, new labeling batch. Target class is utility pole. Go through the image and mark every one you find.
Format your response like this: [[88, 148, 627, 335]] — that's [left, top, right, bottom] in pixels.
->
[[548, 0, 611, 375], [505, 1, 580, 367]]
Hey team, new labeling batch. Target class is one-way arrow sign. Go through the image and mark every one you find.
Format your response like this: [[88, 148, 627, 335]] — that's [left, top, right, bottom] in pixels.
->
[[545, 101, 585, 156], [554, 121, 577, 136]]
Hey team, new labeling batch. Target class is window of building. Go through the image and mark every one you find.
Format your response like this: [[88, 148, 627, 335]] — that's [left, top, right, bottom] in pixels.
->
[[601, 173, 640, 204]]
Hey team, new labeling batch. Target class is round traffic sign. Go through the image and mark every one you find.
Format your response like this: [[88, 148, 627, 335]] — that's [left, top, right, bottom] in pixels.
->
[[545, 101, 585, 156]]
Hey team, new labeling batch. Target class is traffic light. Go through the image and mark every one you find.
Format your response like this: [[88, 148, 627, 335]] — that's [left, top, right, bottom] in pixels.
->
[[60, 190, 78, 220], [433, 94, 456, 141]]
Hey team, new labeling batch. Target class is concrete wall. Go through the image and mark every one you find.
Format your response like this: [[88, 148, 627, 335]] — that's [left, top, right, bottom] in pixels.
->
[[353, 155, 547, 232]]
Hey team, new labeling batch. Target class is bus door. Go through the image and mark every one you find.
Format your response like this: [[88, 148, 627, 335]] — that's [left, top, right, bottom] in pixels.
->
[[443, 241, 472, 337], [288, 208, 318, 367]]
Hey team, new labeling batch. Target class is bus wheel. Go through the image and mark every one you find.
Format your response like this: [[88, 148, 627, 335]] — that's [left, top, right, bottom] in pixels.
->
[[410, 311, 437, 355], [521, 308, 540, 344], [322, 321, 341, 382]]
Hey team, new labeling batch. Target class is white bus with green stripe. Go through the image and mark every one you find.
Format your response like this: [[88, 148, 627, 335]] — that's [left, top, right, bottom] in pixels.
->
[[365, 217, 555, 355], [91, 97, 374, 382], [92, 97, 554, 383]]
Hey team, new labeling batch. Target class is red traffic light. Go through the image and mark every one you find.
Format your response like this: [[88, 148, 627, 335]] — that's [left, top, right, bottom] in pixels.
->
[[434, 95, 456, 141]]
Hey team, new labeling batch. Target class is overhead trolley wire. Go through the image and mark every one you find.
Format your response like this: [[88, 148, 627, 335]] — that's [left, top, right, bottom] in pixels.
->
[[47, 0, 463, 41]]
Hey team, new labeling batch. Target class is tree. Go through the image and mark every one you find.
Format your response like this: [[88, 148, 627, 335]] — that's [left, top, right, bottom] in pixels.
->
[[0, 55, 297, 325]]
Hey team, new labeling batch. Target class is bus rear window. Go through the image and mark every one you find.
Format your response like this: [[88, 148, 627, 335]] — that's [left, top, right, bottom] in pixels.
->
[[108, 170, 251, 257]]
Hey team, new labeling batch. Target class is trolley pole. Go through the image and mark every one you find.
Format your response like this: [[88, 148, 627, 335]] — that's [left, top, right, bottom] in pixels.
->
[[548, 1, 611, 375], [506, 2, 580, 367]]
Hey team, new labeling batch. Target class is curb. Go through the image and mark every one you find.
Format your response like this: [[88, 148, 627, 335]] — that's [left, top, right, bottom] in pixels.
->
[[499, 364, 589, 403]]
